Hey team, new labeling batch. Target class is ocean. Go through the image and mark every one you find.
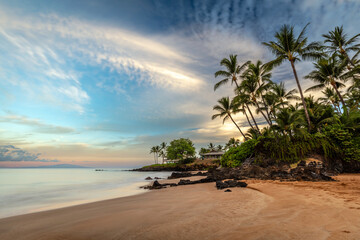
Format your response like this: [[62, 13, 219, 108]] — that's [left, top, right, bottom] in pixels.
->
[[0, 168, 170, 219]]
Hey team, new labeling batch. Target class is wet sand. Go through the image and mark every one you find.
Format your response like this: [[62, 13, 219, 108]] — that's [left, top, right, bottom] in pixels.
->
[[1, 174, 360, 240]]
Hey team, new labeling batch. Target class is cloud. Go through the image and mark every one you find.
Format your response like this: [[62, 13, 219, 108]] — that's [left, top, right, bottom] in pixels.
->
[[0, 114, 75, 134], [0, 145, 58, 162]]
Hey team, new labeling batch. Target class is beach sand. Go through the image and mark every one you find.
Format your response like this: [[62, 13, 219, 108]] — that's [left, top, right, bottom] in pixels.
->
[[1, 174, 360, 240]]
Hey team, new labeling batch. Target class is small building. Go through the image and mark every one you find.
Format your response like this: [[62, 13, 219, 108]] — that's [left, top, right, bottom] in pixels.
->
[[200, 151, 225, 160]]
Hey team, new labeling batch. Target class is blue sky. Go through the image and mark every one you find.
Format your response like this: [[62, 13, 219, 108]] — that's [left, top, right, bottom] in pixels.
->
[[0, 0, 359, 167]]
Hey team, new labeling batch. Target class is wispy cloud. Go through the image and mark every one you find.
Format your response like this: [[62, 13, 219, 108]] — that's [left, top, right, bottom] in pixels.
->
[[0, 114, 75, 134], [0, 145, 58, 162]]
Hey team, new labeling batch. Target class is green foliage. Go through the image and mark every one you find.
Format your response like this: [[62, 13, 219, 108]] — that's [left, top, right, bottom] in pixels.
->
[[166, 138, 196, 160], [220, 139, 256, 167], [254, 133, 339, 163], [323, 125, 360, 162], [142, 163, 178, 168]]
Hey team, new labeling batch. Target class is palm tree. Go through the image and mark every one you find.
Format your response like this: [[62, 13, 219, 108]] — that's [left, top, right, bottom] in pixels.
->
[[323, 26, 360, 67], [159, 142, 167, 164], [319, 87, 341, 113], [272, 108, 305, 138], [212, 96, 247, 139], [243, 60, 273, 122], [263, 23, 324, 130], [270, 82, 300, 108], [305, 55, 351, 115], [207, 143, 216, 152], [149, 146, 157, 164], [216, 145, 223, 151], [225, 137, 240, 150], [233, 91, 259, 131], [214, 55, 250, 90], [239, 75, 272, 126]]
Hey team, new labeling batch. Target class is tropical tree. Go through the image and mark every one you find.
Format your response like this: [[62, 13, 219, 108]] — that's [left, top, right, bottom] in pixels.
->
[[225, 137, 240, 150], [319, 87, 341, 113], [214, 55, 250, 90], [272, 108, 305, 138], [304, 55, 359, 116], [239, 75, 272, 125], [166, 138, 196, 161], [270, 82, 300, 109], [323, 26, 360, 67], [263, 23, 324, 130], [159, 142, 168, 164], [207, 143, 216, 152], [216, 145, 223, 151], [149, 146, 160, 164], [212, 96, 247, 139], [233, 91, 260, 131]]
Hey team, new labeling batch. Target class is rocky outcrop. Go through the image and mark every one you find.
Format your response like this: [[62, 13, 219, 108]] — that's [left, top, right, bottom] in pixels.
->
[[216, 180, 247, 189], [132, 164, 215, 172], [168, 171, 207, 179]]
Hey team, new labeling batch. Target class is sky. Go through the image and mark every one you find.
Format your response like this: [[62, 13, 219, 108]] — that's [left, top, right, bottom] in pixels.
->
[[0, 0, 359, 167]]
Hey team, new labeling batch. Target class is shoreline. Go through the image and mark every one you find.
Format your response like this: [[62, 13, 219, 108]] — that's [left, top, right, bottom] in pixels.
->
[[1, 174, 360, 239]]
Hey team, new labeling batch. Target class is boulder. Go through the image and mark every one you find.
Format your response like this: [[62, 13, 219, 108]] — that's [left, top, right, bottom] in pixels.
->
[[224, 189, 232, 192], [145, 176, 153, 180]]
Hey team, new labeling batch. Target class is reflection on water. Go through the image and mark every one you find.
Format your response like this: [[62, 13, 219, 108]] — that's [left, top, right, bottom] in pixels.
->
[[0, 168, 170, 218]]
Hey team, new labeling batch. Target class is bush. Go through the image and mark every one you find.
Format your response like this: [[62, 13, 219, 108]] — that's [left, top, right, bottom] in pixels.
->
[[167, 138, 196, 160], [220, 139, 256, 167], [178, 157, 196, 165]]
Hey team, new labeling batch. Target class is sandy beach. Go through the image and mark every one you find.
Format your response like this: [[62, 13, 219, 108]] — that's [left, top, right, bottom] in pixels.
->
[[1, 174, 360, 240]]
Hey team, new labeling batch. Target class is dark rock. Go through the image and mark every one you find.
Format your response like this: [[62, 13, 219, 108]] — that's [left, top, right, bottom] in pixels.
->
[[216, 180, 247, 189], [154, 177, 162, 179], [178, 179, 192, 185], [145, 176, 153, 180], [224, 189, 232, 192]]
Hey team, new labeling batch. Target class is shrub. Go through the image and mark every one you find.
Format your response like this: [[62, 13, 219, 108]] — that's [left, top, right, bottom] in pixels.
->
[[220, 139, 256, 167]]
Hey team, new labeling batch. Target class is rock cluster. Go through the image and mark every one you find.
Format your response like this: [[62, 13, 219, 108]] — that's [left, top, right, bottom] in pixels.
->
[[168, 171, 207, 179], [216, 180, 247, 189]]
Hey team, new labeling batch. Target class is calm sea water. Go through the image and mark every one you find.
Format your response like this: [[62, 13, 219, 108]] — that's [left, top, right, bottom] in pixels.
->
[[0, 168, 170, 219]]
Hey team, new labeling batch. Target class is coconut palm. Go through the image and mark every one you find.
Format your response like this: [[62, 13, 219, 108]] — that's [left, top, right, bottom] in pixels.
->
[[239, 75, 272, 125], [216, 145, 223, 151], [159, 142, 167, 164], [212, 97, 247, 139], [263, 23, 324, 130], [214, 55, 250, 90], [149, 146, 159, 164], [305, 55, 351, 115], [270, 82, 300, 108], [207, 143, 216, 152], [323, 26, 360, 67], [243, 60, 273, 122], [233, 90, 260, 131], [272, 108, 305, 138], [319, 87, 341, 113], [225, 137, 240, 149]]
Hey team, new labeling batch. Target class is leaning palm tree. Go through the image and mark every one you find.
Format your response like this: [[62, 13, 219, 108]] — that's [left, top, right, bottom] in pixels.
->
[[323, 26, 360, 67], [234, 91, 260, 131], [305, 55, 352, 115], [214, 55, 250, 90], [244, 60, 273, 122], [212, 96, 247, 139], [239, 75, 272, 126], [263, 23, 324, 130]]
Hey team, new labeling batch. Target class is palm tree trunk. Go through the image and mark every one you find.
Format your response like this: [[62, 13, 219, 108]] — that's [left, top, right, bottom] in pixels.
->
[[332, 82, 348, 117], [261, 95, 272, 123], [228, 114, 247, 140], [255, 101, 272, 126], [290, 60, 311, 131], [243, 106, 255, 130], [246, 103, 260, 132]]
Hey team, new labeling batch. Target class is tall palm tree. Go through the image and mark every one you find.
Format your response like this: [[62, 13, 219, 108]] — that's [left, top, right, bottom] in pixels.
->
[[323, 26, 360, 67], [225, 137, 240, 150], [234, 91, 260, 131], [239, 75, 272, 126], [216, 145, 223, 151], [149, 146, 157, 164], [263, 23, 324, 130], [159, 142, 167, 164], [272, 108, 305, 138], [214, 55, 250, 90], [305, 55, 351, 115], [243, 60, 273, 122], [212, 97, 247, 139]]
